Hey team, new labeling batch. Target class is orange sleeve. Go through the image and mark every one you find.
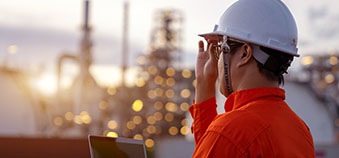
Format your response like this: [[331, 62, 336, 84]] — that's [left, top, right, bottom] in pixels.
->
[[189, 97, 217, 146], [193, 131, 247, 158]]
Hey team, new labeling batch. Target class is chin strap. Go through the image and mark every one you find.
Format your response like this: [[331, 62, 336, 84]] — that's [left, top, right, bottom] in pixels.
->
[[222, 37, 234, 95]]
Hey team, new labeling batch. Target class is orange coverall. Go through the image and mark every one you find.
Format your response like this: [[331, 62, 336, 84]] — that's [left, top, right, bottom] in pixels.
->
[[189, 87, 315, 157]]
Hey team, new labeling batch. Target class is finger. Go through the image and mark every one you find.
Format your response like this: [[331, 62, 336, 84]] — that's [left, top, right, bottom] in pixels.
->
[[208, 43, 217, 63], [207, 39, 218, 45], [198, 40, 204, 52]]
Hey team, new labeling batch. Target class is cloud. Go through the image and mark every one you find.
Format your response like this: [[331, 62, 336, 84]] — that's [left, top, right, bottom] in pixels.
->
[[307, 6, 339, 39], [0, 25, 144, 67], [307, 6, 328, 21]]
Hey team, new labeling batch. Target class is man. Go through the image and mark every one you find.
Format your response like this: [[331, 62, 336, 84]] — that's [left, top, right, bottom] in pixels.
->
[[189, 0, 315, 157]]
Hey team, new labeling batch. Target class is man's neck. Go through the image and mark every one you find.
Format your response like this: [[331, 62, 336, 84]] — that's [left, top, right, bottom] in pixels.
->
[[235, 70, 279, 91]]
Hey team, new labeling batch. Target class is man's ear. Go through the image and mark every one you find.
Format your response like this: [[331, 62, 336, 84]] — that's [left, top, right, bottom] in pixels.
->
[[237, 44, 253, 67]]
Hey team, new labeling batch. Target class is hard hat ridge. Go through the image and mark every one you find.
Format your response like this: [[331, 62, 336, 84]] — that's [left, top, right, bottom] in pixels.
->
[[199, 0, 299, 57]]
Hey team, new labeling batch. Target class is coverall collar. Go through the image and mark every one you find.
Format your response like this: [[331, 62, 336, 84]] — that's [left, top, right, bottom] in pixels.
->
[[224, 87, 286, 112]]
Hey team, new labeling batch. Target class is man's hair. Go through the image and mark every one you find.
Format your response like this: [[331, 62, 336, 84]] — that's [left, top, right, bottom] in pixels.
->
[[257, 47, 293, 85], [228, 40, 293, 85]]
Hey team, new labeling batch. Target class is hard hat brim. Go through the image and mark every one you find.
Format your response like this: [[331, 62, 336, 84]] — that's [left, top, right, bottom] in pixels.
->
[[198, 31, 225, 41]]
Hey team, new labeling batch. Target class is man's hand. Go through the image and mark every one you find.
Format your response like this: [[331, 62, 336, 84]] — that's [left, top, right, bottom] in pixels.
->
[[195, 40, 219, 104]]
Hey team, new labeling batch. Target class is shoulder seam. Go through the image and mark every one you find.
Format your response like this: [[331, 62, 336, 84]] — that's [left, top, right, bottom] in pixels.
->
[[208, 109, 271, 150], [207, 123, 271, 155], [241, 109, 271, 147], [205, 130, 247, 156], [236, 109, 272, 149]]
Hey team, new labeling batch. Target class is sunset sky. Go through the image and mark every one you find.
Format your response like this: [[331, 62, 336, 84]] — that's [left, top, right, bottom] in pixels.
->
[[0, 0, 338, 90]]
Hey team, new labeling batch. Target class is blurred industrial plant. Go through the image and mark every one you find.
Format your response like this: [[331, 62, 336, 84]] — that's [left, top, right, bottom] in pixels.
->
[[0, 0, 338, 158], [1, 1, 194, 157], [298, 53, 339, 136]]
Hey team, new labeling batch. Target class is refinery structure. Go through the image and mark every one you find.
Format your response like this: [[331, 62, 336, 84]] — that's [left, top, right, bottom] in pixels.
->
[[0, 0, 338, 157], [297, 53, 339, 137], [1, 0, 195, 157]]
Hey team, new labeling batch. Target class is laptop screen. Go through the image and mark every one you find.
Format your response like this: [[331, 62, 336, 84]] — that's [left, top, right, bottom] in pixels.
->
[[88, 135, 147, 158]]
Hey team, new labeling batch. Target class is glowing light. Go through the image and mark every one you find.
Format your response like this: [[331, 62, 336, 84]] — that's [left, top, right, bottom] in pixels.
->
[[181, 119, 187, 126], [180, 89, 191, 98], [146, 125, 156, 134], [141, 72, 150, 81], [165, 102, 178, 112], [56, 64, 79, 89], [7, 45, 18, 54], [64, 112, 73, 121], [126, 121, 136, 130], [329, 56, 338, 65], [145, 139, 154, 148], [90, 65, 121, 87], [169, 126, 178, 135], [165, 89, 175, 98], [80, 111, 91, 124], [99, 100, 109, 110], [325, 74, 335, 84], [32, 73, 57, 96], [53, 117, 63, 126], [180, 102, 189, 111], [107, 87, 116, 95], [126, 68, 139, 87], [133, 134, 143, 140], [301, 56, 314, 66], [132, 99, 143, 112], [154, 101, 163, 110], [108, 120, 118, 129], [106, 131, 118, 138], [103, 130, 109, 136], [154, 76, 164, 85], [137, 56, 146, 65], [133, 115, 142, 125], [154, 88, 164, 97], [148, 66, 158, 75], [82, 116, 92, 124], [166, 78, 176, 87], [166, 67, 176, 77], [154, 112, 163, 121], [147, 116, 156, 124], [90, 66, 138, 88], [136, 78, 146, 87], [180, 126, 189, 135], [147, 90, 156, 99], [192, 79, 197, 87], [80, 111, 88, 116], [74, 115, 82, 124], [182, 69, 192, 78], [165, 113, 174, 122]]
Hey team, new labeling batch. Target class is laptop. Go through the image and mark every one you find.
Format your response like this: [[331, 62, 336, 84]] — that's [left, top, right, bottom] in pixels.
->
[[88, 135, 147, 158]]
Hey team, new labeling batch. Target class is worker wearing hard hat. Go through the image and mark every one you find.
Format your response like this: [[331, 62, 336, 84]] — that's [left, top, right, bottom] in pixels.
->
[[189, 0, 315, 157]]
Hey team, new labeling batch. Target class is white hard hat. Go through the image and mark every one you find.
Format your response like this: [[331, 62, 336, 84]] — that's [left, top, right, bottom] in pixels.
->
[[200, 0, 299, 57]]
